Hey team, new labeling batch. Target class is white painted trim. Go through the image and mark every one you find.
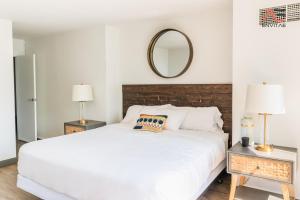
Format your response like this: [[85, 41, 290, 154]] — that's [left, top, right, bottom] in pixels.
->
[[33, 54, 37, 141]]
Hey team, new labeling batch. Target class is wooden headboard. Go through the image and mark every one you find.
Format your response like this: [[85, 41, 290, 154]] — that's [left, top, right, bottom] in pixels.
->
[[122, 84, 232, 147]]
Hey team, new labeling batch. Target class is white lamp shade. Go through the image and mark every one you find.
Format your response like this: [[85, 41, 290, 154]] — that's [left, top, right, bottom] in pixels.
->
[[245, 84, 285, 114], [72, 85, 93, 102]]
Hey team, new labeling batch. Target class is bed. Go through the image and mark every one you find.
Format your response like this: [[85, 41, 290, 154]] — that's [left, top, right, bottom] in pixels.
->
[[17, 84, 232, 200]]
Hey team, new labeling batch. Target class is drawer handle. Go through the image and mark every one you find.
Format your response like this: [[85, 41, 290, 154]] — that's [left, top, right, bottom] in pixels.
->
[[73, 130, 76, 132], [256, 166, 260, 170]]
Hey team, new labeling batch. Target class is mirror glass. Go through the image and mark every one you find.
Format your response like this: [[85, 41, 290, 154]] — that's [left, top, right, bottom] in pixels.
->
[[148, 29, 193, 78]]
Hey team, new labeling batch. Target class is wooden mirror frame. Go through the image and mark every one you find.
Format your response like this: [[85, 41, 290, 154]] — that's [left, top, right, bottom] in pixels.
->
[[147, 29, 193, 78]]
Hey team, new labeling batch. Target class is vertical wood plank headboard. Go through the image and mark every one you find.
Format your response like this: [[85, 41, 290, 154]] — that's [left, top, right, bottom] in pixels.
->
[[122, 84, 232, 147]]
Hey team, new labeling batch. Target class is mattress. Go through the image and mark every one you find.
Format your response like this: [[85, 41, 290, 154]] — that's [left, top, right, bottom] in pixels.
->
[[18, 123, 227, 200]]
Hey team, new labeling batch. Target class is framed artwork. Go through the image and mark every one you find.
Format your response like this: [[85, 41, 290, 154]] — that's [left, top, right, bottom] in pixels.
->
[[260, 3, 300, 27]]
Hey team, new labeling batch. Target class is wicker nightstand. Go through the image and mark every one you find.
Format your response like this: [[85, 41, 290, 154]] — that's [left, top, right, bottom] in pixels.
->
[[64, 120, 106, 134], [227, 142, 297, 200]]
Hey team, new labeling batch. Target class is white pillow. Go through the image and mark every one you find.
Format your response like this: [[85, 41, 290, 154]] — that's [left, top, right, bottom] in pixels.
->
[[144, 104, 172, 109], [139, 107, 187, 131], [121, 105, 144, 124], [122, 104, 172, 125], [170, 105, 223, 132]]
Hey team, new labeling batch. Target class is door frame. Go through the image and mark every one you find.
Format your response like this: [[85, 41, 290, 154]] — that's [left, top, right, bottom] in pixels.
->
[[13, 57, 18, 139], [33, 54, 37, 141]]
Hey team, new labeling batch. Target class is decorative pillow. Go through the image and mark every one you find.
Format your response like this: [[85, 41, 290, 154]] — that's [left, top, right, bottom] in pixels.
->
[[121, 104, 172, 125], [133, 114, 168, 132], [139, 107, 187, 131]]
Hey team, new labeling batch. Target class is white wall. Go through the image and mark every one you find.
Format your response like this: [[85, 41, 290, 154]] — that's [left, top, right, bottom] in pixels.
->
[[13, 38, 25, 57], [105, 26, 122, 123], [101, 4, 232, 122], [117, 4, 232, 85], [0, 19, 16, 161], [27, 27, 107, 138], [233, 0, 300, 197], [25, 4, 232, 136]]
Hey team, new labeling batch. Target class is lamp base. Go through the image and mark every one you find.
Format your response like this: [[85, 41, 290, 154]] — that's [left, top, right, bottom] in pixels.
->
[[80, 119, 87, 125], [255, 144, 274, 152]]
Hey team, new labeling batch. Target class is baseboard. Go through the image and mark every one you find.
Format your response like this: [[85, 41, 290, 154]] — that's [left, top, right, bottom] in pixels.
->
[[0, 157, 17, 167]]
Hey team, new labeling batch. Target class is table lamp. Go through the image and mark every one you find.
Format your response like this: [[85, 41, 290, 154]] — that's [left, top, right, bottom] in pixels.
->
[[245, 83, 285, 152], [72, 84, 93, 125]]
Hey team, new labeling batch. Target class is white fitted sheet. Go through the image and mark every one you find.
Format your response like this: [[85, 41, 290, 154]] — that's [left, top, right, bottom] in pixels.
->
[[18, 124, 226, 200]]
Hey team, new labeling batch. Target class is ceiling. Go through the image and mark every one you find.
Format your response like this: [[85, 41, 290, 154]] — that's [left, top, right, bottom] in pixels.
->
[[0, 0, 230, 37]]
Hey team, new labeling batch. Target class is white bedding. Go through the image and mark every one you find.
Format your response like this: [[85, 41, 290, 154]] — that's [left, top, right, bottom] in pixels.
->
[[18, 123, 226, 200]]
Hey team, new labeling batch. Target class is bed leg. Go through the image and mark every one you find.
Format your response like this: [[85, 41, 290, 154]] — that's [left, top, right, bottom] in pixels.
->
[[216, 169, 227, 184], [217, 178, 223, 184]]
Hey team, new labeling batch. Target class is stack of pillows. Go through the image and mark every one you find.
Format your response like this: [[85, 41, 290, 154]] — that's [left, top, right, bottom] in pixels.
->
[[121, 104, 224, 133]]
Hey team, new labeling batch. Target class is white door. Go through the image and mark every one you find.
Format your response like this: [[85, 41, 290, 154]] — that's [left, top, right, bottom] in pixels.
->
[[15, 54, 37, 142]]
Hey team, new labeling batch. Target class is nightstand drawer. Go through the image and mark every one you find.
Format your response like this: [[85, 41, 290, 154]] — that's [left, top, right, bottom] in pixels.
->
[[228, 153, 292, 183], [65, 125, 85, 134], [64, 120, 106, 135]]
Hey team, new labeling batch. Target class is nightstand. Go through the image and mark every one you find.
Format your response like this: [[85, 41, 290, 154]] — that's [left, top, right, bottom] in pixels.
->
[[64, 120, 106, 134], [227, 142, 297, 200]]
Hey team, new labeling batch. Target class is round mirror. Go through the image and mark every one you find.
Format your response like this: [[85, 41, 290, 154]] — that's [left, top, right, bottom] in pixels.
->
[[147, 29, 193, 78]]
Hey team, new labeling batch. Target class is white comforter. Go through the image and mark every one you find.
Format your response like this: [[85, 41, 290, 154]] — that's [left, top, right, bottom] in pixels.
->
[[18, 123, 226, 200]]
